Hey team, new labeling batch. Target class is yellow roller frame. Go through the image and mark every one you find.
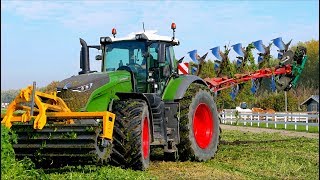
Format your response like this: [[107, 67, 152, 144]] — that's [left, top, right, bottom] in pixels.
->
[[1, 85, 116, 140]]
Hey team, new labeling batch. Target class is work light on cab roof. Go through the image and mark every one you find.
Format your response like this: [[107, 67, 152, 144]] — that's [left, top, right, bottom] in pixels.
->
[[171, 22, 176, 40], [112, 28, 117, 38]]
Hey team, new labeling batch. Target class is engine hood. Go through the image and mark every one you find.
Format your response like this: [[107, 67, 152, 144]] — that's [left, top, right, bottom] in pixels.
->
[[57, 73, 110, 91]]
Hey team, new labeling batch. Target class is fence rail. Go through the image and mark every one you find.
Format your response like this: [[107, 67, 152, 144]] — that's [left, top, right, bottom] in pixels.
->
[[220, 109, 319, 132]]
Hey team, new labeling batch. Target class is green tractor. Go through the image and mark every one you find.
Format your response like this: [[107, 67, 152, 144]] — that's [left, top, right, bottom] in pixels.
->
[[3, 23, 220, 170]]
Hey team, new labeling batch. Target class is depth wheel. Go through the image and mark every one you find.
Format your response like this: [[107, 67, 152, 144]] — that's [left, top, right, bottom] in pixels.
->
[[276, 76, 292, 91], [178, 83, 220, 161], [110, 99, 151, 170]]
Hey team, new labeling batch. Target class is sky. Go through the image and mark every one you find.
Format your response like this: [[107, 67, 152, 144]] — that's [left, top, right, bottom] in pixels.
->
[[1, 0, 319, 90]]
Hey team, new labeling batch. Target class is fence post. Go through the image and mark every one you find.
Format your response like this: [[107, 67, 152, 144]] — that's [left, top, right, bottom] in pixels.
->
[[294, 116, 297, 130], [221, 111, 225, 124], [274, 114, 277, 129], [264, 113, 268, 128], [250, 114, 253, 127], [306, 116, 308, 131], [284, 114, 287, 129], [231, 112, 233, 125]]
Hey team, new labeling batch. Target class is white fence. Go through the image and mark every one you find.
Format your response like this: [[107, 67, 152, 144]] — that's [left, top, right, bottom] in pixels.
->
[[220, 109, 319, 132]]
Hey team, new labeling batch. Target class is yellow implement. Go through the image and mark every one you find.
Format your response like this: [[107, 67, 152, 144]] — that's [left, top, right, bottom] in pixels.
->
[[1, 85, 116, 140]]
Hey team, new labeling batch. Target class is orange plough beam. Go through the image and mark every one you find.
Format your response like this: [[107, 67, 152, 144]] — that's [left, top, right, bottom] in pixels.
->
[[1, 85, 116, 140], [204, 64, 292, 92]]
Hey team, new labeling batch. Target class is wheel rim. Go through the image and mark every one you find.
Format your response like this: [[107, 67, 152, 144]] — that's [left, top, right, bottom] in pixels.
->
[[193, 103, 213, 149], [142, 117, 150, 159]]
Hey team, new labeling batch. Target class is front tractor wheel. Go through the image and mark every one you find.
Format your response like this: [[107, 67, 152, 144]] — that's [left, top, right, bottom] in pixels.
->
[[178, 84, 220, 161], [110, 99, 151, 170]]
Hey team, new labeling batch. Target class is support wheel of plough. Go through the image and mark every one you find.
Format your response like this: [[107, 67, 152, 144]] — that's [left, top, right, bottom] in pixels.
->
[[178, 83, 220, 161], [276, 76, 292, 91], [110, 99, 151, 170]]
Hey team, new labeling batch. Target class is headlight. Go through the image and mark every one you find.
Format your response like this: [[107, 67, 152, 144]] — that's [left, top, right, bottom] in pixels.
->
[[100, 37, 106, 43], [100, 36, 112, 44], [72, 83, 93, 92]]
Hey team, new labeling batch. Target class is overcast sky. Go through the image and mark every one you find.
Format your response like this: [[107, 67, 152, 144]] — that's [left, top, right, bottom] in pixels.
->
[[1, 0, 319, 90]]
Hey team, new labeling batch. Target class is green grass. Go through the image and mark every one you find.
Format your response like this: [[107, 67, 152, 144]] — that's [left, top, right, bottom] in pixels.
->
[[225, 121, 319, 133], [1, 109, 26, 119], [204, 130, 319, 179], [1, 125, 319, 180]]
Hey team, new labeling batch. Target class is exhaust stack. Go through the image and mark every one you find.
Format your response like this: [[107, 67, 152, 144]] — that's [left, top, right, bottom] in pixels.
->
[[79, 38, 90, 75]]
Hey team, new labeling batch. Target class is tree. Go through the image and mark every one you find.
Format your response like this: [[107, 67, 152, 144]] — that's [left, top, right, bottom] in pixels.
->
[[39, 81, 60, 93], [291, 39, 319, 89], [1, 90, 20, 103], [194, 59, 216, 79]]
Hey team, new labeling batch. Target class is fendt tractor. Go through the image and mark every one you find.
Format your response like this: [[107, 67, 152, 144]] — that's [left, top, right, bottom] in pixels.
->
[[1, 23, 307, 170]]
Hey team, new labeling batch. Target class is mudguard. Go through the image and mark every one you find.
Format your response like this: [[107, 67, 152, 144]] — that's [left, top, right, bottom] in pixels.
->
[[162, 75, 208, 101]]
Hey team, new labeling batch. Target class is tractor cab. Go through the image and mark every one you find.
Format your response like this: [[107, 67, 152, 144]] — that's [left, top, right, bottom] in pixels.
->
[[99, 24, 179, 94]]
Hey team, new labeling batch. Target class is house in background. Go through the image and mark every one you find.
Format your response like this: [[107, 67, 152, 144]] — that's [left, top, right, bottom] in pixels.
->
[[300, 95, 319, 112], [1, 103, 9, 108]]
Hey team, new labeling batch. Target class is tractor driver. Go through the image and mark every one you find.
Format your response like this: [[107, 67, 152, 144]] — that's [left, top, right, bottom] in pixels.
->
[[141, 54, 156, 69]]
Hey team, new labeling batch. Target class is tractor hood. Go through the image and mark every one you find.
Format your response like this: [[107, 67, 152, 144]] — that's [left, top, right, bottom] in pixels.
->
[[56, 73, 110, 111], [57, 73, 110, 92], [56, 71, 132, 112]]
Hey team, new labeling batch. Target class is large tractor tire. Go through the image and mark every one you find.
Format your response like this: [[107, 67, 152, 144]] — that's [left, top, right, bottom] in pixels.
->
[[109, 99, 151, 170], [178, 83, 220, 161]]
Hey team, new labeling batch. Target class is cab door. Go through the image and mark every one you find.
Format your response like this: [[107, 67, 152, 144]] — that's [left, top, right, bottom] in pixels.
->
[[157, 43, 175, 94]]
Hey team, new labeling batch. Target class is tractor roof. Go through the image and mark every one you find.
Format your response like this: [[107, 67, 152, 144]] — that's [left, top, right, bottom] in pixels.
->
[[109, 30, 179, 44]]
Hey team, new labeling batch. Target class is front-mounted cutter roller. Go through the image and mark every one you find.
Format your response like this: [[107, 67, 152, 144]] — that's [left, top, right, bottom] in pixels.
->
[[1, 83, 116, 141]]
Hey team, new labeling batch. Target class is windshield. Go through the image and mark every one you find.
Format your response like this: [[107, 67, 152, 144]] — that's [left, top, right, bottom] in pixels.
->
[[103, 41, 146, 72]]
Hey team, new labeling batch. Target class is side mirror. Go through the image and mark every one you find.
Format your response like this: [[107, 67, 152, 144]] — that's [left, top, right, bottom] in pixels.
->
[[95, 55, 102, 61]]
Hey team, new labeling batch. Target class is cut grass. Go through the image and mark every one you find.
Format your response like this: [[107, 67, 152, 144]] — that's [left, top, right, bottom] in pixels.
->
[[1, 126, 319, 180], [149, 130, 319, 180], [203, 130, 319, 179]]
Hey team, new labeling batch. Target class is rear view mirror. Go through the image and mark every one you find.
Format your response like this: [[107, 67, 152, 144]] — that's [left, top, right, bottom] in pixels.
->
[[95, 55, 102, 61]]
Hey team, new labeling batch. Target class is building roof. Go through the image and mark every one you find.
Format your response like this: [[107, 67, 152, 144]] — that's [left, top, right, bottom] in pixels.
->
[[300, 95, 319, 106]]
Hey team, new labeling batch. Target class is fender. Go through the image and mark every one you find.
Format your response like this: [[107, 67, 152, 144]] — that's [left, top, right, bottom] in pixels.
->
[[113, 92, 154, 141], [162, 75, 208, 101]]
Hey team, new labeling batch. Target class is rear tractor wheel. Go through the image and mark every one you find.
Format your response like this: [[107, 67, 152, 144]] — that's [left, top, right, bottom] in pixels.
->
[[178, 83, 220, 161], [110, 99, 151, 170]]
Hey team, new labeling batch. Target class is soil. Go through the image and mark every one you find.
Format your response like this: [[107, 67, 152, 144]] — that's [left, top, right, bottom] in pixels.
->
[[220, 124, 319, 139]]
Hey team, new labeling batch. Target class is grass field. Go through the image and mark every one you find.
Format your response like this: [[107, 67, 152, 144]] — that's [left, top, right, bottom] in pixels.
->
[[1, 125, 319, 180], [224, 121, 319, 133]]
